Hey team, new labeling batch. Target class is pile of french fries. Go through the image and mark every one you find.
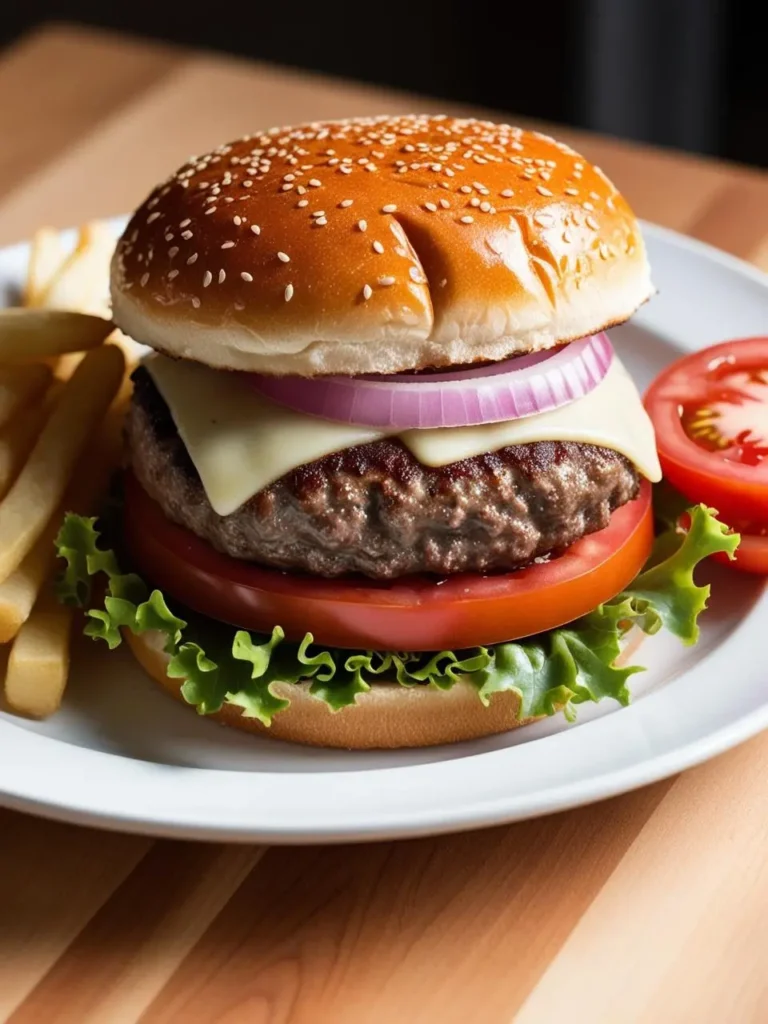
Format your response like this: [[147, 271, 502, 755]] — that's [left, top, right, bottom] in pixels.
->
[[0, 222, 133, 718]]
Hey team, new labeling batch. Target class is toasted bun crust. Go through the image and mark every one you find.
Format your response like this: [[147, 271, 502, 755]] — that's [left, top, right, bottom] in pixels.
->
[[125, 627, 644, 749], [111, 115, 653, 376]]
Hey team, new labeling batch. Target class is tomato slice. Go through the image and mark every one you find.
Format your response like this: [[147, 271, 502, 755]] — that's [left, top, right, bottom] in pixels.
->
[[713, 530, 768, 575], [644, 338, 768, 531], [123, 472, 653, 651]]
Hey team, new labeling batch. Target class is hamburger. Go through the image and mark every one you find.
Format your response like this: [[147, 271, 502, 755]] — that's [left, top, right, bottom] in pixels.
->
[[57, 115, 735, 748]]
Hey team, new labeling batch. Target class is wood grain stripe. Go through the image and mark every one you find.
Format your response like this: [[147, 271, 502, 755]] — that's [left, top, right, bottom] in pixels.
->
[[137, 781, 675, 1024], [0, 26, 180, 209], [689, 180, 768, 270], [7, 843, 264, 1024], [514, 733, 768, 1024], [0, 814, 150, 1019]]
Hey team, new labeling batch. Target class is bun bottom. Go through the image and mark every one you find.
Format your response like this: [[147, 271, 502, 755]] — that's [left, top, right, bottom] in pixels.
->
[[126, 628, 644, 750]]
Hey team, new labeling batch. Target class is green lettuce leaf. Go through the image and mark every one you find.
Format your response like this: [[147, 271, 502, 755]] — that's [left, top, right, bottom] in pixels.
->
[[53, 497, 737, 727]]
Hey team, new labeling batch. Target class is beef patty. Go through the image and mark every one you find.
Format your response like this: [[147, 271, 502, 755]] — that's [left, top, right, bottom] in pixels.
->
[[127, 367, 641, 579]]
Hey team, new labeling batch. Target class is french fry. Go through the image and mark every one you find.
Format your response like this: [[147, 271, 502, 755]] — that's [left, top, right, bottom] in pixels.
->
[[0, 402, 51, 501], [0, 307, 113, 360], [0, 363, 52, 430], [23, 227, 63, 307], [0, 517, 59, 643], [5, 598, 72, 719], [38, 221, 114, 317], [0, 345, 125, 584], [2, 397, 126, 714]]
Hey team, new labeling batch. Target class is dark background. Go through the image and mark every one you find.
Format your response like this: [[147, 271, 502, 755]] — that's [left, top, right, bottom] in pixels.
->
[[2, 0, 766, 168]]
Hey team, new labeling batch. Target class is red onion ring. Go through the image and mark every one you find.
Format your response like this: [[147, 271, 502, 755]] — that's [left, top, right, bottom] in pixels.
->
[[247, 332, 614, 429]]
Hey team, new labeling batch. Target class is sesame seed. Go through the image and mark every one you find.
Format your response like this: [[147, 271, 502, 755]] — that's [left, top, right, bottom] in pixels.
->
[[424, 202, 437, 212], [460, 215, 474, 224], [439, 198, 451, 209], [203, 271, 212, 288], [339, 165, 352, 174], [277, 251, 290, 262], [311, 210, 326, 218], [169, 246, 179, 258], [378, 275, 396, 286], [372, 240, 385, 253], [582, 201, 594, 211], [297, 185, 307, 195], [168, 269, 179, 280], [564, 187, 579, 196], [241, 271, 253, 282], [500, 189, 514, 198], [309, 178, 321, 187], [480, 201, 491, 212], [297, 199, 309, 208], [284, 283, 294, 301], [250, 224, 261, 235], [590, 191, 601, 200], [146, 212, 161, 224], [460, 185, 473, 194], [358, 219, 368, 232], [381, 204, 397, 213], [218, 269, 226, 283], [140, 272, 149, 286], [315, 217, 328, 226], [362, 284, 373, 300], [187, 253, 198, 264], [469, 198, 481, 207], [409, 266, 423, 282], [192, 297, 201, 309], [180, 218, 191, 228], [234, 215, 242, 225], [281, 183, 294, 192], [221, 241, 235, 249], [586, 215, 600, 230], [164, 233, 174, 242], [205, 207, 217, 215], [181, 230, 193, 240], [243, 180, 253, 187], [536, 185, 553, 196], [234, 301, 245, 311], [339, 199, 354, 207]]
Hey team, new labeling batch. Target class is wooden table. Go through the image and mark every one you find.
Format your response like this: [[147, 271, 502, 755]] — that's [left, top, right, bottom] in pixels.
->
[[1, 24, 767, 1024]]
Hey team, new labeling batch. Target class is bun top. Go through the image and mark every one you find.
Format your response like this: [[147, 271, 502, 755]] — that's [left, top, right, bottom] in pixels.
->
[[111, 115, 653, 376]]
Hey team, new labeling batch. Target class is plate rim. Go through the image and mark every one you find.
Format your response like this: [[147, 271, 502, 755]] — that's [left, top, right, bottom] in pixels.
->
[[0, 217, 766, 844]]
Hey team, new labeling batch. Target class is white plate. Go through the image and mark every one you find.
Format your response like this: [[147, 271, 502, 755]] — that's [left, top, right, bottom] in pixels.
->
[[0, 220, 766, 843]]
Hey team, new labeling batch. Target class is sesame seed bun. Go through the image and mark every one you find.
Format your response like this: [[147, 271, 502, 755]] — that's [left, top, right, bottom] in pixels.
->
[[125, 626, 645, 750], [111, 115, 653, 377]]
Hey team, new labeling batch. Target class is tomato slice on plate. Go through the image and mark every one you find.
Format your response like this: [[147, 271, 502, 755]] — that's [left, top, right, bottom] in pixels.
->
[[712, 530, 768, 575], [123, 472, 653, 651], [645, 337, 768, 575]]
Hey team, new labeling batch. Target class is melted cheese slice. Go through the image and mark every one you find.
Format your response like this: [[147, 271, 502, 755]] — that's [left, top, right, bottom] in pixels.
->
[[146, 354, 661, 517]]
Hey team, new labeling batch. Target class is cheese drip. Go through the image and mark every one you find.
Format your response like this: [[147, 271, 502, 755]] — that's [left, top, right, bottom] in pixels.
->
[[146, 354, 661, 516]]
